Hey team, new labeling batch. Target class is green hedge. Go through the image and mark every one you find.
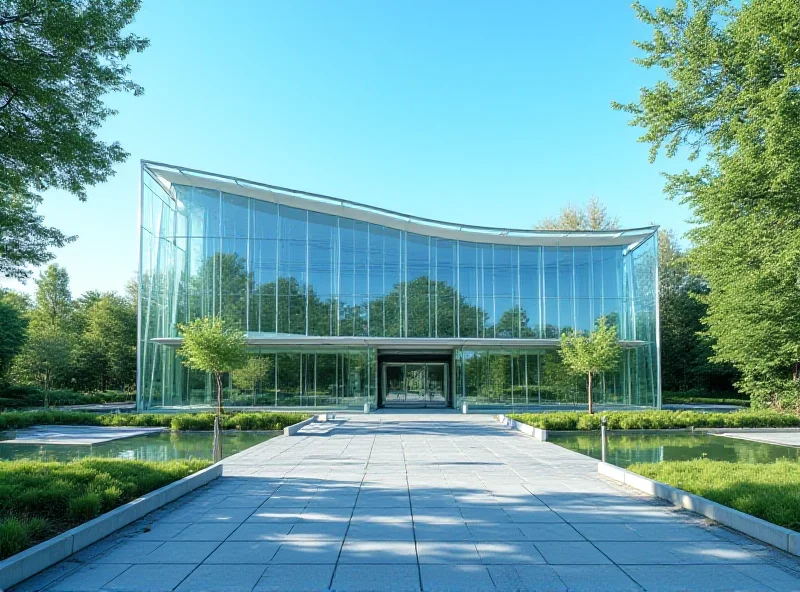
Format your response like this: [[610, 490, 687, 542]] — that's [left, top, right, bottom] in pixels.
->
[[662, 389, 749, 406], [0, 387, 132, 410], [0, 410, 311, 432], [507, 409, 800, 431], [629, 460, 800, 531], [0, 458, 210, 559]]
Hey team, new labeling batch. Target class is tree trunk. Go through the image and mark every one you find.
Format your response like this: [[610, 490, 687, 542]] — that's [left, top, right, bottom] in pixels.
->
[[215, 372, 224, 416], [587, 373, 593, 415], [213, 372, 224, 462]]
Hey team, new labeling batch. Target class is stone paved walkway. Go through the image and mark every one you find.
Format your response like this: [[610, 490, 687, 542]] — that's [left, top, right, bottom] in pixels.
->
[[14, 413, 800, 591]]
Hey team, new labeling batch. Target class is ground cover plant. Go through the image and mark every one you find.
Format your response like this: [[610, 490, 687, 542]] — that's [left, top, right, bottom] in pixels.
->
[[0, 458, 209, 559], [507, 410, 800, 431], [629, 460, 800, 532], [0, 410, 311, 432]]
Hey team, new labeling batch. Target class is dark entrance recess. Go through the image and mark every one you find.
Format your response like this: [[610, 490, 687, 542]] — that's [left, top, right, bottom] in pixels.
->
[[378, 352, 453, 408]]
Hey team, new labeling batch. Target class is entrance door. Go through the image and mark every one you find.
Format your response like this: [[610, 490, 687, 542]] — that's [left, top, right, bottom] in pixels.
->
[[381, 363, 449, 408]]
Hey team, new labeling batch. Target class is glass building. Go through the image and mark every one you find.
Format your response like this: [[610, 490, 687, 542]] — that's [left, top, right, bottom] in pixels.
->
[[138, 162, 660, 411]]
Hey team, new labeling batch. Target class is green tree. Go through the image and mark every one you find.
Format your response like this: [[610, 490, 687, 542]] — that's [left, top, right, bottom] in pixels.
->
[[232, 356, 273, 405], [0, 290, 29, 383], [12, 329, 72, 405], [615, 0, 800, 408], [30, 264, 73, 332], [177, 317, 247, 459], [177, 317, 247, 415], [534, 196, 619, 231], [658, 230, 736, 392], [0, 193, 75, 281], [73, 292, 137, 391], [560, 317, 621, 414], [0, 0, 148, 278]]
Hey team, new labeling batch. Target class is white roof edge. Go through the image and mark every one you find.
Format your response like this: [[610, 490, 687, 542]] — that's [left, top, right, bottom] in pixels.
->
[[143, 161, 658, 248], [152, 336, 650, 349]]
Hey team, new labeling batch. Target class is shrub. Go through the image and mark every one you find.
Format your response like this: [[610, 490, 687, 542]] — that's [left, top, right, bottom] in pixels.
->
[[0, 458, 210, 559], [68, 493, 102, 521], [0, 518, 31, 559], [508, 409, 800, 431], [0, 410, 311, 432], [0, 387, 132, 410]]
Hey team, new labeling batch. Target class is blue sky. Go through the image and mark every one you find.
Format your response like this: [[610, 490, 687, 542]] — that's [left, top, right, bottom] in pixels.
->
[[4, 0, 692, 297]]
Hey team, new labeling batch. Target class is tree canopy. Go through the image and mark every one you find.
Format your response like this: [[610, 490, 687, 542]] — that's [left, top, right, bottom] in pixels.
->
[[560, 317, 621, 414], [616, 0, 800, 408], [177, 317, 248, 415], [0, 0, 148, 280], [534, 196, 619, 231], [0, 193, 74, 281]]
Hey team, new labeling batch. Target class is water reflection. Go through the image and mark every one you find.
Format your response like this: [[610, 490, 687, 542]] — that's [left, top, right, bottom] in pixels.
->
[[549, 432, 800, 467], [0, 431, 279, 462]]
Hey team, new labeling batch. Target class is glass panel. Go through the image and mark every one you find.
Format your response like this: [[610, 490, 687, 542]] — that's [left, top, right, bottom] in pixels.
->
[[426, 364, 446, 405], [277, 206, 307, 335], [250, 199, 278, 333], [308, 212, 337, 336], [385, 364, 405, 404], [406, 233, 431, 337], [435, 239, 457, 337], [457, 242, 479, 338], [405, 364, 425, 403]]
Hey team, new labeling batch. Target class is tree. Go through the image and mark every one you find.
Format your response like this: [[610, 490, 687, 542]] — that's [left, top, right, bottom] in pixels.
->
[[0, 289, 28, 383], [177, 317, 247, 458], [232, 357, 272, 405], [615, 0, 800, 409], [73, 292, 137, 391], [658, 230, 736, 392], [0, 193, 75, 281], [560, 317, 621, 414], [0, 0, 148, 278], [12, 329, 72, 405], [30, 264, 72, 331], [534, 196, 619, 231]]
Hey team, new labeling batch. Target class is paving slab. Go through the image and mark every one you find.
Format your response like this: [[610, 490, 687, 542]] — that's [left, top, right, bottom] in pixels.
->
[[12, 411, 800, 591], [3, 425, 165, 445], [718, 431, 800, 447]]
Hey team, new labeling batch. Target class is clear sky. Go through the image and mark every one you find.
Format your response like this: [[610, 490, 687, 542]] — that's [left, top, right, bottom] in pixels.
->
[[3, 0, 693, 297]]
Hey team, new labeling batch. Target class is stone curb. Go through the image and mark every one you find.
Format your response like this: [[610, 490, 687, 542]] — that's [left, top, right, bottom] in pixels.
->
[[284, 413, 328, 436], [496, 414, 548, 441], [597, 461, 800, 556], [0, 462, 223, 590]]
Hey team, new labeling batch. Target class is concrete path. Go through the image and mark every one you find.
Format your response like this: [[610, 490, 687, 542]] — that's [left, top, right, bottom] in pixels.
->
[[4, 425, 165, 445], [13, 413, 800, 592], [716, 431, 800, 448]]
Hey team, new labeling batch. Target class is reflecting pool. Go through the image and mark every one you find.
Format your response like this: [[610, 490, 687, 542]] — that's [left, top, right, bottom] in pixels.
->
[[0, 431, 279, 462], [548, 431, 800, 468]]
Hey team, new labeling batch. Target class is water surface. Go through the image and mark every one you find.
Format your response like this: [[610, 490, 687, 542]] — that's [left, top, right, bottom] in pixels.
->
[[0, 431, 279, 462], [548, 431, 800, 467]]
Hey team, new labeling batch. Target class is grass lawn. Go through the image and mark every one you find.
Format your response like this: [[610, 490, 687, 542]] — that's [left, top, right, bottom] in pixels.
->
[[0, 458, 210, 559], [508, 409, 800, 431], [0, 410, 311, 432], [629, 459, 800, 532]]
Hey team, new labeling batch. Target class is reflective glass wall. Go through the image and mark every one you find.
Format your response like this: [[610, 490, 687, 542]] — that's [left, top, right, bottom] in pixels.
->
[[455, 346, 650, 408], [138, 168, 659, 409]]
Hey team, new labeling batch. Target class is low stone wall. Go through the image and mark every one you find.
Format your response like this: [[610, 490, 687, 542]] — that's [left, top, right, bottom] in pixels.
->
[[597, 461, 800, 557], [0, 463, 223, 590], [496, 414, 548, 441]]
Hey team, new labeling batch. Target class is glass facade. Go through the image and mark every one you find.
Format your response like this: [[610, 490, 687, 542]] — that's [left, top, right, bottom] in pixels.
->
[[138, 164, 659, 410]]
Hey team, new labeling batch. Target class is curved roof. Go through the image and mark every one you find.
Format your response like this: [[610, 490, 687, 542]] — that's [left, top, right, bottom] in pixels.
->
[[142, 160, 657, 248]]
